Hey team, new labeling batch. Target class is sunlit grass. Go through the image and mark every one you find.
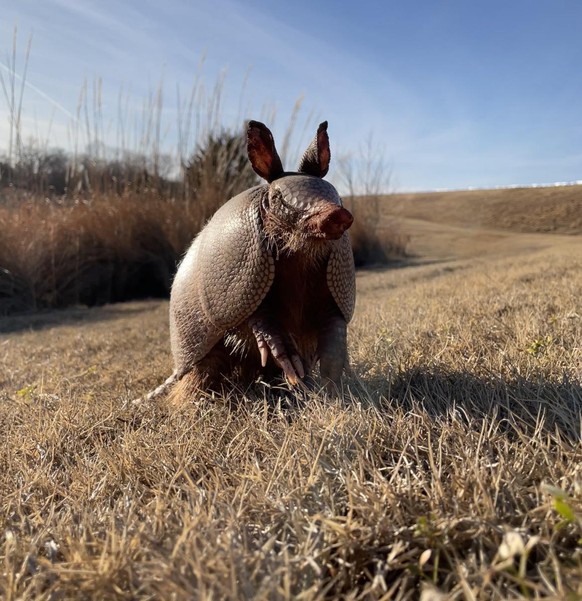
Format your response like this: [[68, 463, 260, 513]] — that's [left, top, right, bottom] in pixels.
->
[[1, 239, 580, 599]]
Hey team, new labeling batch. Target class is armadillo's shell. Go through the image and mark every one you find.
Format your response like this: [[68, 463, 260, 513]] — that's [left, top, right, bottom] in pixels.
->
[[169, 186, 274, 377], [327, 233, 356, 322], [272, 175, 342, 211]]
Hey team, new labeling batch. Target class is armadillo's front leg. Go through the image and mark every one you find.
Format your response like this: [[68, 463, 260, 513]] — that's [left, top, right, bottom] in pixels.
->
[[249, 314, 305, 385], [317, 315, 348, 393]]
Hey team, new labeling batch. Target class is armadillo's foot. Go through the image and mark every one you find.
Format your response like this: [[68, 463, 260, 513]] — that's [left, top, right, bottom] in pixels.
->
[[250, 319, 304, 386]]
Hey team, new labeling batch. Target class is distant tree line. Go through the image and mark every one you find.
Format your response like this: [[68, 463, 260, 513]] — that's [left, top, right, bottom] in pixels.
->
[[0, 128, 257, 201]]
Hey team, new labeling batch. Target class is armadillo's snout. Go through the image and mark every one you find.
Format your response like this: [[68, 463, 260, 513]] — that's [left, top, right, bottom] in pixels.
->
[[306, 204, 354, 239]]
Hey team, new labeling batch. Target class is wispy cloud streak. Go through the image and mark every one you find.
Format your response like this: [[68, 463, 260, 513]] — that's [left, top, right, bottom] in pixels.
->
[[0, 61, 76, 121]]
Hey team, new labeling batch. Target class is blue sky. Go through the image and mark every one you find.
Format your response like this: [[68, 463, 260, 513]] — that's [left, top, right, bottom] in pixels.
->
[[1, 0, 581, 191]]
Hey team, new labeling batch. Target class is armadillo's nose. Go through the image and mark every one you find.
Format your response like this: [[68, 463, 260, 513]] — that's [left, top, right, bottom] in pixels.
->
[[310, 205, 354, 239]]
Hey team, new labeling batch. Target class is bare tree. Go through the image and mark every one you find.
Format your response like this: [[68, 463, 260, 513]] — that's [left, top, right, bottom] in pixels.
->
[[336, 133, 407, 266], [336, 132, 393, 198]]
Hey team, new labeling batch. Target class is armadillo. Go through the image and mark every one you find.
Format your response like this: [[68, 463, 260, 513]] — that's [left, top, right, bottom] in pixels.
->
[[151, 120, 355, 402]]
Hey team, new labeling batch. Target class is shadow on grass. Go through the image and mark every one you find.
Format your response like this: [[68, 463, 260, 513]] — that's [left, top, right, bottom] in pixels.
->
[[0, 300, 164, 334], [351, 366, 582, 442], [145, 364, 582, 443]]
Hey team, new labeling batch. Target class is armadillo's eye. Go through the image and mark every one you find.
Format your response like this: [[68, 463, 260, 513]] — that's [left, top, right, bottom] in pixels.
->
[[269, 187, 283, 207], [280, 194, 303, 216], [272, 187, 301, 216]]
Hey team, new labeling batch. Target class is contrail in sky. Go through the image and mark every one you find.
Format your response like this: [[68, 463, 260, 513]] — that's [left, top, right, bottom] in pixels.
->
[[0, 61, 77, 121]]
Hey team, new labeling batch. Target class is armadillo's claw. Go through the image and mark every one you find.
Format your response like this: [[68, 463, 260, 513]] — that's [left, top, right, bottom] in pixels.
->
[[250, 318, 305, 386], [257, 338, 270, 367], [263, 339, 304, 386], [279, 358, 299, 385], [291, 354, 305, 379]]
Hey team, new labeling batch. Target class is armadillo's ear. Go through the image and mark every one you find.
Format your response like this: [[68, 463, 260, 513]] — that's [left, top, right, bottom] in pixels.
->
[[298, 121, 330, 178], [247, 121, 285, 183]]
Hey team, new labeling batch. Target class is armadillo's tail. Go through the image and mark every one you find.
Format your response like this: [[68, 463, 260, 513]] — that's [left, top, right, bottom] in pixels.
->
[[130, 371, 179, 406]]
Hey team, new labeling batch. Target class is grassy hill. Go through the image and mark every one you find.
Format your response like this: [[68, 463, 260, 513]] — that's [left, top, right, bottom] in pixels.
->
[[1, 185, 581, 599], [352, 184, 582, 262], [383, 184, 582, 235]]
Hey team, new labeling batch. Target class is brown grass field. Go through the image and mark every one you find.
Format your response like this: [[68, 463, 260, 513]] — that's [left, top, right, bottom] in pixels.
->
[[1, 185, 581, 599]]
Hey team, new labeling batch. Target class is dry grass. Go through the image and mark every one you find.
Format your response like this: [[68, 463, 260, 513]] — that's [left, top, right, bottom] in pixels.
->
[[1, 227, 581, 598], [0, 192, 226, 314], [344, 195, 409, 266]]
